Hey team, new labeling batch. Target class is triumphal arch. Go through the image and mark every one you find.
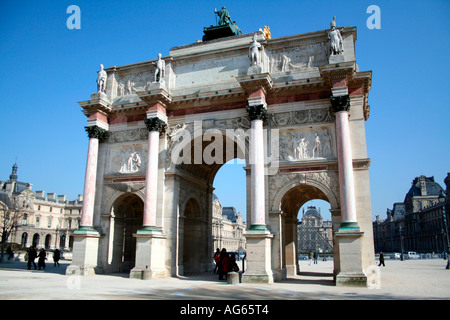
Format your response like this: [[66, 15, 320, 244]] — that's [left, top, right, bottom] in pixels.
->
[[67, 13, 374, 286]]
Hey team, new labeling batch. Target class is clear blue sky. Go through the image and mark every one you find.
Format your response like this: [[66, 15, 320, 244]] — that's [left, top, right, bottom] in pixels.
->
[[1, 0, 449, 222]]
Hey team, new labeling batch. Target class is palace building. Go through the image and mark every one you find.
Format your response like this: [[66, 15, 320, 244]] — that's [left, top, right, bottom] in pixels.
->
[[0, 164, 82, 251], [373, 174, 450, 254]]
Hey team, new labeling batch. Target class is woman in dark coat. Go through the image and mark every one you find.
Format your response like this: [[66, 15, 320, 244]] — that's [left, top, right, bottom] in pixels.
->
[[37, 248, 46, 270], [53, 249, 61, 267], [218, 248, 228, 280]]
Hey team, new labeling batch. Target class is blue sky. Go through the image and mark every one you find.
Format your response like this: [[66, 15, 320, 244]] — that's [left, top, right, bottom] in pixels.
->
[[1, 0, 449, 222]]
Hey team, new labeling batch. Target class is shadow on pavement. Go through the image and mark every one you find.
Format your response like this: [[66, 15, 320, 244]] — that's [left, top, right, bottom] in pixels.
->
[[0, 259, 68, 275]]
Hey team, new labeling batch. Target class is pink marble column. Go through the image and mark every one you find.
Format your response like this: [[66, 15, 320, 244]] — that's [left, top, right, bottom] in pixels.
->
[[143, 129, 159, 227], [247, 103, 269, 231], [140, 117, 166, 233], [251, 118, 265, 226], [332, 94, 358, 229], [80, 125, 106, 229]]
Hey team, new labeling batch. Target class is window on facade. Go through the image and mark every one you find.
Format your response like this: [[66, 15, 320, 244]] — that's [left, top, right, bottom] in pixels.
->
[[22, 214, 27, 226], [35, 217, 40, 228], [47, 218, 52, 228]]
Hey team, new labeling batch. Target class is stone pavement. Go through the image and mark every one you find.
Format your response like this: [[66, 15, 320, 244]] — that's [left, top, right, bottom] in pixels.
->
[[0, 258, 449, 301]]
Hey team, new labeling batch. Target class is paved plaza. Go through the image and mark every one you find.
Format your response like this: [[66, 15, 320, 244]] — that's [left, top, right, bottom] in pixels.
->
[[0, 258, 448, 300]]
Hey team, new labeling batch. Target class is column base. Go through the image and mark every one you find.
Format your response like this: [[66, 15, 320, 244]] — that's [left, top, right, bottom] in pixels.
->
[[339, 221, 360, 231], [130, 231, 169, 280], [66, 227, 102, 276], [241, 229, 274, 284], [136, 225, 163, 235], [285, 264, 298, 277], [336, 273, 368, 287], [246, 224, 272, 234], [334, 229, 367, 287]]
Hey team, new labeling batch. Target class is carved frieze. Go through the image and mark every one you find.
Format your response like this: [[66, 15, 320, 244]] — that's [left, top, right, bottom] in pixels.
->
[[108, 128, 148, 143], [278, 126, 335, 161], [117, 71, 154, 97], [268, 42, 328, 73], [268, 107, 335, 127]]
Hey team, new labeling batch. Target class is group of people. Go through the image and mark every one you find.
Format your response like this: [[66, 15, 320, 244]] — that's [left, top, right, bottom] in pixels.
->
[[213, 248, 240, 280], [26, 246, 61, 270], [308, 251, 319, 265]]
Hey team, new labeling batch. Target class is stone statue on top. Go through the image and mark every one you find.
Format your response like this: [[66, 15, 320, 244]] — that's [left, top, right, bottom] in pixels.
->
[[97, 64, 107, 93], [328, 16, 344, 55]]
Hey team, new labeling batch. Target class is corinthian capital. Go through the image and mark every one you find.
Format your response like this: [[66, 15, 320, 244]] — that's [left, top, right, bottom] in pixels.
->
[[144, 117, 167, 134], [246, 104, 268, 122], [85, 125, 108, 142], [330, 94, 350, 113]]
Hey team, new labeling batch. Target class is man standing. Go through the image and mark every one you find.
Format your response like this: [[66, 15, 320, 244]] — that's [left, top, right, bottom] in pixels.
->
[[27, 246, 37, 270]]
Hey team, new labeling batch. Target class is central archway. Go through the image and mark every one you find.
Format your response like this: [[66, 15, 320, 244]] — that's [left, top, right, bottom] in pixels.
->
[[174, 129, 248, 276]]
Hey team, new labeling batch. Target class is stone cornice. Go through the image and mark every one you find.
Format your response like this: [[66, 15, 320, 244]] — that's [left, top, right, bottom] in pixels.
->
[[136, 86, 172, 109], [319, 62, 356, 86], [236, 73, 273, 96], [80, 92, 112, 117]]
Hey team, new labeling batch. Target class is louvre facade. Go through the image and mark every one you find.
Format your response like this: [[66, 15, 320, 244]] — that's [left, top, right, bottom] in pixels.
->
[[373, 174, 450, 254]]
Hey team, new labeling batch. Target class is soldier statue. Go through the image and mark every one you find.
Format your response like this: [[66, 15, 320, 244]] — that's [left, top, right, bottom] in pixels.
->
[[97, 64, 107, 93], [328, 17, 344, 55]]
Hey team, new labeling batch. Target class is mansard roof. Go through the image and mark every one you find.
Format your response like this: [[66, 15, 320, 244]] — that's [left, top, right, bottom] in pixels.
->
[[406, 176, 444, 198]]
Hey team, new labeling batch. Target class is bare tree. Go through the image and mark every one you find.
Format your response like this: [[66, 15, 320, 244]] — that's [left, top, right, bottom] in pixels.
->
[[0, 191, 33, 262]]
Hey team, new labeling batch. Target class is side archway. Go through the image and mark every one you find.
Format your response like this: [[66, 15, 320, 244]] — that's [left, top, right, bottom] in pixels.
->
[[107, 192, 144, 273], [179, 197, 208, 274], [269, 172, 340, 279]]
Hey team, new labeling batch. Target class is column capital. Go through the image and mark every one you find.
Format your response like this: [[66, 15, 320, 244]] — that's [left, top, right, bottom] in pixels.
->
[[246, 104, 268, 122], [144, 117, 167, 134], [85, 125, 108, 142], [330, 94, 350, 113]]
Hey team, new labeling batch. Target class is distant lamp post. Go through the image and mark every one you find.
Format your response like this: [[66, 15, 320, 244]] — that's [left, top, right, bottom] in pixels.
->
[[438, 191, 449, 269], [399, 225, 404, 261], [321, 224, 327, 261]]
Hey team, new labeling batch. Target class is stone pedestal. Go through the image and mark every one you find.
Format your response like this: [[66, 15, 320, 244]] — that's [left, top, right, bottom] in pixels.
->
[[66, 228, 102, 276], [328, 54, 345, 64], [241, 231, 274, 284], [129, 231, 169, 280], [227, 272, 240, 285], [90, 91, 109, 102], [335, 230, 367, 287], [248, 65, 263, 75]]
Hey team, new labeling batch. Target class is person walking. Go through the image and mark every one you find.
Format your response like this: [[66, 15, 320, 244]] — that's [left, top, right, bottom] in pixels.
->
[[27, 246, 37, 270], [37, 248, 46, 270], [378, 252, 385, 267], [308, 251, 314, 265], [313, 251, 318, 264], [6, 246, 14, 261], [53, 249, 61, 267]]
